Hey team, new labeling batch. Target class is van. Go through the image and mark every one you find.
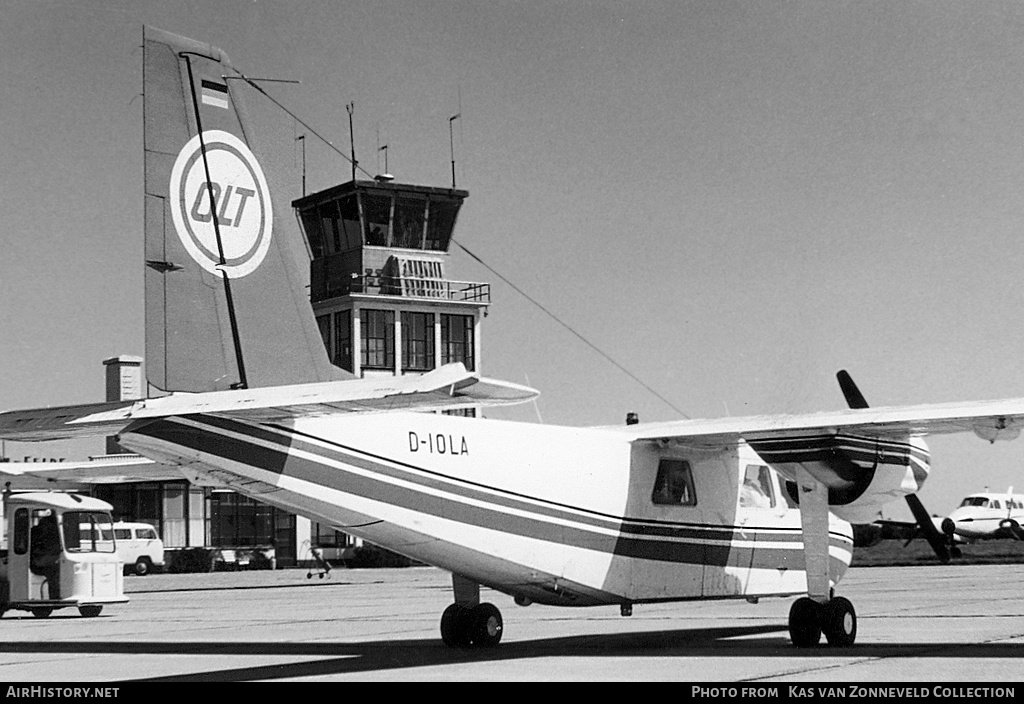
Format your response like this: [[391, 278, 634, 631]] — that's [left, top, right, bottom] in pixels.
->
[[113, 522, 165, 576]]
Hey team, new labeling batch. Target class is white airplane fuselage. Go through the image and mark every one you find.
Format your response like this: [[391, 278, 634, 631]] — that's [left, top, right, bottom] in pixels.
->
[[944, 491, 1024, 541], [118, 411, 853, 607]]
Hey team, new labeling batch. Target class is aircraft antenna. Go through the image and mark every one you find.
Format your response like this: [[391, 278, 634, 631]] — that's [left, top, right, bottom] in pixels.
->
[[180, 53, 248, 389], [347, 102, 357, 182], [453, 239, 689, 417]]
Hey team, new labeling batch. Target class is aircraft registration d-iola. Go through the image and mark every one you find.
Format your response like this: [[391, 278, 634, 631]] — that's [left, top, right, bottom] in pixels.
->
[[4, 27, 1024, 649]]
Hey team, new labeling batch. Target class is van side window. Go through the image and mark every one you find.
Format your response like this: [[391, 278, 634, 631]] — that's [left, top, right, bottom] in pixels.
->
[[652, 459, 696, 506], [114, 529, 131, 540], [137, 528, 157, 540], [13, 508, 29, 555]]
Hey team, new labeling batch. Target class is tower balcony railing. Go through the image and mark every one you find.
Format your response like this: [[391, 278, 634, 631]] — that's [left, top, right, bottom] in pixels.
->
[[312, 270, 490, 304]]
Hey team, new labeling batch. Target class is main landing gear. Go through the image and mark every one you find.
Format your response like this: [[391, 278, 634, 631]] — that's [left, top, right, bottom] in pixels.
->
[[440, 574, 504, 648], [788, 595, 857, 647]]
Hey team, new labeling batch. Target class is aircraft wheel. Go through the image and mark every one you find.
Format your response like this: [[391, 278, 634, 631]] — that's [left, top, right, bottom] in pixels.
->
[[79, 605, 102, 618], [440, 604, 473, 647], [822, 596, 857, 646], [950, 546, 962, 559], [31, 607, 53, 619], [469, 602, 503, 647], [788, 597, 822, 647]]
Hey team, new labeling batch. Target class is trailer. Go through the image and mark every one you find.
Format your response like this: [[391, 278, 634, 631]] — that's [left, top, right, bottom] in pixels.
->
[[0, 490, 128, 617]]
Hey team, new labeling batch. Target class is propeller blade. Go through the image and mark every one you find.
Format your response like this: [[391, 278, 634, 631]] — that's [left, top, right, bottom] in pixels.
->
[[904, 493, 951, 564], [836, 370, 870, 409]]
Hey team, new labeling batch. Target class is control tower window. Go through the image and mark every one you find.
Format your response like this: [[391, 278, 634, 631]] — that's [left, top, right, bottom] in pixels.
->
[[426, 199, 457, 251], [402, 311, 435, 371], [394, 196, 427, 249], [361, 309, 395, 369], [441, 314, 475, 371], [338, 196, 361, 251], [318, 202, 342, 253], [299, 208, 326, 258], [363, 194, 392, 246]]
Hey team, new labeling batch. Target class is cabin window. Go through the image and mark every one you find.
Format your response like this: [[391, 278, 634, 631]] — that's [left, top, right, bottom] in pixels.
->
[[652, 459, 696, 506], [63, 511, 116, 554], [13, 508, 29, 555], [441, 314, 475, 370], [361, 309, 395, 369], [740, 464, 776, 508], [992, 500, 1002, 510], [401, 311, 435, 371]]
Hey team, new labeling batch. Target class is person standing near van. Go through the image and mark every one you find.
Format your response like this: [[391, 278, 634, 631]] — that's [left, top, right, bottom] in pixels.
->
[[30, 513, 61, 599]]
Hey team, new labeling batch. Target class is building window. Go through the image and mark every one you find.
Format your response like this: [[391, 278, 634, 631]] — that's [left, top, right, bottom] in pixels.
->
[[402, 311, 435, 371], [209, 492, 275, 548], [333, 310, 353, 371], [443, 408, 476, 418], [652, 459, 696, 506], [362, 193, 391, 246], [311, 521, 352, 549], [361, 309, 394, 369], [441, 314, 474, 370]]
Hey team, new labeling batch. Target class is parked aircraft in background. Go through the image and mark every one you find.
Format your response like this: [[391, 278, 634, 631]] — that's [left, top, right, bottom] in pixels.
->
[[941, 488, 1024, 542], [5, 28, 1024, 650]]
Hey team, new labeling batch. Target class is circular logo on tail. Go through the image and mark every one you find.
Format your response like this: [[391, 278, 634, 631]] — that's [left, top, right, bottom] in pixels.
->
[[169, 130, 273, 278]]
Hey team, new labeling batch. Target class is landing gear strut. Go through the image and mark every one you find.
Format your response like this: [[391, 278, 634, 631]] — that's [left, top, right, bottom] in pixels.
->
[[788, 595, 857, 647], [440, 574, 504, 648]]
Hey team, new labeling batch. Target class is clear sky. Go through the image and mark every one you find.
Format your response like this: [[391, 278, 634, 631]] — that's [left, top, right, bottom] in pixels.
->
[[4, 0, 1024, 521]]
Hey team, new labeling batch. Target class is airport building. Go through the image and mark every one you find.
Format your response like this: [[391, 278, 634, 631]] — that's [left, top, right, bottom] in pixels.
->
[[9, 177, 488, 569]]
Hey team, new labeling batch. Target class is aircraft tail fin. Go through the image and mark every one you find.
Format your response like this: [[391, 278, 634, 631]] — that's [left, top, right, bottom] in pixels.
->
[[143, 27, 351, 393]]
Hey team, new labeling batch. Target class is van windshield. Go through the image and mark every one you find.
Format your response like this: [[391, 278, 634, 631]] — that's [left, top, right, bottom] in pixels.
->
[[62, 511, 116, 553]]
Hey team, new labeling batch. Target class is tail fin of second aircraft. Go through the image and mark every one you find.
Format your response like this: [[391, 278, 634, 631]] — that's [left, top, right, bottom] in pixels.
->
[[142, 27, 351, 392]]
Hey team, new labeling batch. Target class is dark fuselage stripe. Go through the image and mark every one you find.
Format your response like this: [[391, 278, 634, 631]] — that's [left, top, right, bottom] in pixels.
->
[[129, 417, 852, 567]]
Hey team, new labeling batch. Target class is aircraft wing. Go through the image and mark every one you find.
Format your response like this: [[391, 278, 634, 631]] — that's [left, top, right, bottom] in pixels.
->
[[0, 455, 181, 485], [0, 364, 538, 442], [622, 397, 1024, 446]]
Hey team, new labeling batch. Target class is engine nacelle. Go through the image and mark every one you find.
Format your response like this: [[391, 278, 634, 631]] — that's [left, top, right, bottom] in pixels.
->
[[752, 433, 930, 524]]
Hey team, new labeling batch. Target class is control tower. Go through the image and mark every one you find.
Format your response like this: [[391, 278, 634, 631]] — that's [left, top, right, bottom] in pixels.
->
[[292, 178, 489, 383]]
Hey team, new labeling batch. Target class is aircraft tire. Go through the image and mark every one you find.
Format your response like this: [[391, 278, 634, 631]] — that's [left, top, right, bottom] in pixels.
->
[[822, 597, 857, 646], [440, 604, 473, 647], [31, 607, 53, 619], [788, 597, 822, 647], [469, 603, 503, 647], [79, 605, 103, 618]]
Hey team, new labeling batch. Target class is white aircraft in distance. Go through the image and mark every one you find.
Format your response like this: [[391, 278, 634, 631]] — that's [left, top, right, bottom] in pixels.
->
[[7, 28, 1024, 649], [941, 488, 1024, 542]]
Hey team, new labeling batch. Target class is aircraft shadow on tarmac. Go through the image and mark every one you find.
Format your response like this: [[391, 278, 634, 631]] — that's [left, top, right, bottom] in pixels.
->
[[3, 625, 1024, 681]]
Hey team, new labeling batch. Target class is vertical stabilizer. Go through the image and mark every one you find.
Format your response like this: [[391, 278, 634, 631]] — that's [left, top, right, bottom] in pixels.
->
[[143, 27, 352, 392]]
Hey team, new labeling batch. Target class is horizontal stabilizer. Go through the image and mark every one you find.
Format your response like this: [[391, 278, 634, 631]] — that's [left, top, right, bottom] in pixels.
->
[[0, 455, 180, 484], [0, 364, 538, 442]]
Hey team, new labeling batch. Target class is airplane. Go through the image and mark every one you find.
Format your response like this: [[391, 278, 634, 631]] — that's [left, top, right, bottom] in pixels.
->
[[941, 487, 1024, 542], [6, 27, 1024, 650]]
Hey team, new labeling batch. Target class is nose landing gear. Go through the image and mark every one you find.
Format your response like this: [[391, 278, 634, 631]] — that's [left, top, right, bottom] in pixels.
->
[[789, 595, 857, 647]]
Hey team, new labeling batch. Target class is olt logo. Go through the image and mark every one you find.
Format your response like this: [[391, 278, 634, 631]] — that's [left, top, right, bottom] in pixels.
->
[[169, 130, 272, 278]]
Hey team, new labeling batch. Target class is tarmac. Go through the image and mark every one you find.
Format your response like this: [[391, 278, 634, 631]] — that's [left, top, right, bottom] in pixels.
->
[[0, 563, 1022, 683]]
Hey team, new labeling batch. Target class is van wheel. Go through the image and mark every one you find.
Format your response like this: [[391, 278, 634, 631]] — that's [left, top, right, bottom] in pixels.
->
[[31, 608, 53, 619], [79, 605, 102, 618], [134, 558, 151, 576]]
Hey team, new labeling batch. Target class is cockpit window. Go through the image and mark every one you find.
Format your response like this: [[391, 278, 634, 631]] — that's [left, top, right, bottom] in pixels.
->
[[740, 464, 776, 508], [960, 497, 989, 508], [652, 459, 696, 506]]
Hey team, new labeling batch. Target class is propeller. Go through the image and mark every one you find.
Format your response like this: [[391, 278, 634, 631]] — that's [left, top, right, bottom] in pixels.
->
[[836, 370, 957, 563]]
